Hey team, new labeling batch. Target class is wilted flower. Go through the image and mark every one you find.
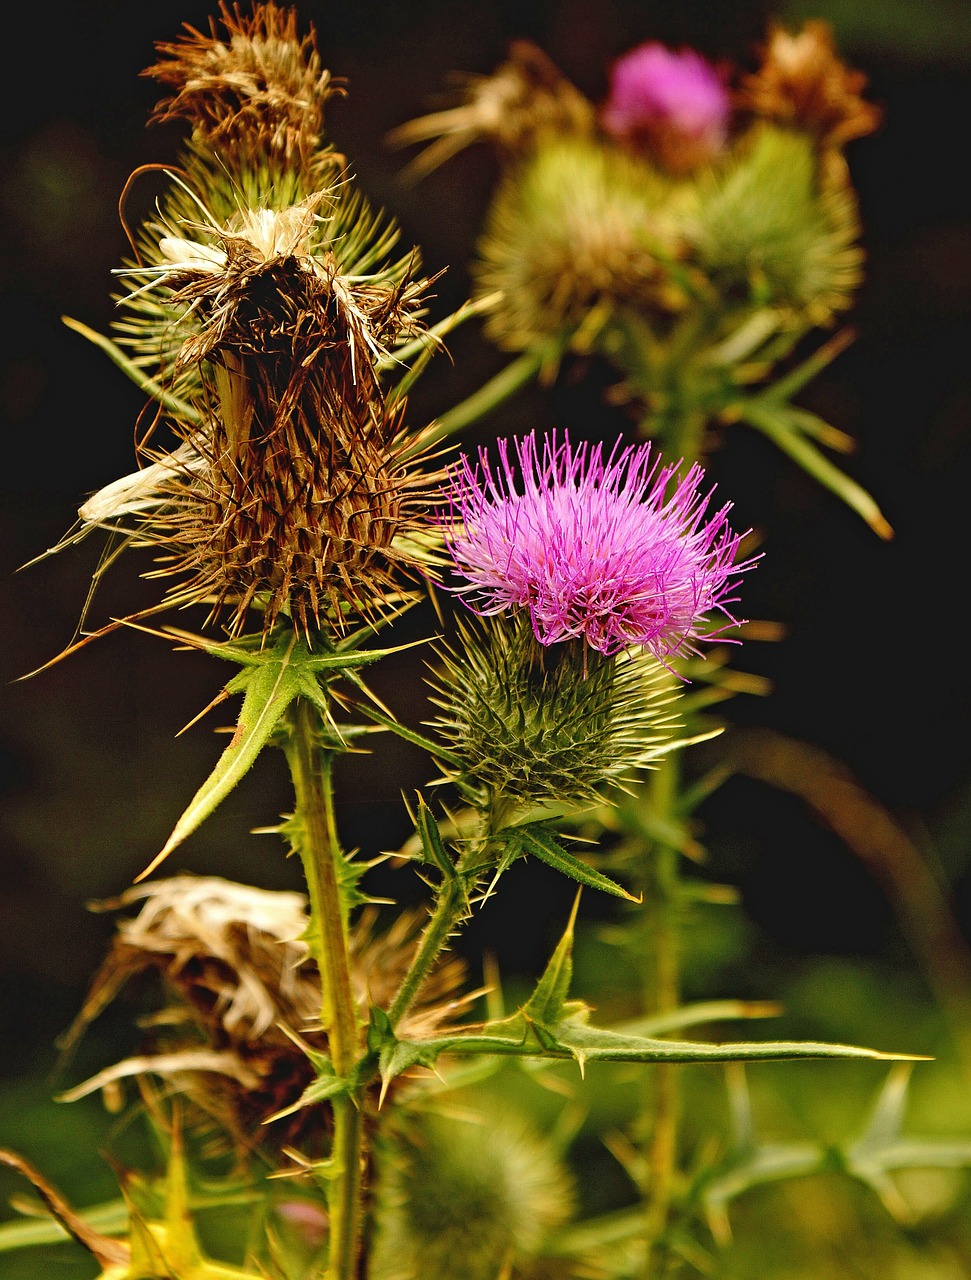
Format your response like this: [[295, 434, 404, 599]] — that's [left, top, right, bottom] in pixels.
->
[[738, 21, 881, 156], [445, 432, 749, 661], [61, 877, 469, 1150], [389, 40, 594, 178], [146, 0, 338, 165], [602, 42, 730, 173]]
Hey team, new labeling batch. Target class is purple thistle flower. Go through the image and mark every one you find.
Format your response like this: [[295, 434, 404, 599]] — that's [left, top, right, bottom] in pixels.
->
[[445, 432, 752, 660], [602, 42, 730, 172]]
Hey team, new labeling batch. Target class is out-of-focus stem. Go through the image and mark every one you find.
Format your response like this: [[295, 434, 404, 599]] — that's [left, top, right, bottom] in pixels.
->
[[640, 753, 682, 1278], [286, 699, 363, 1280]]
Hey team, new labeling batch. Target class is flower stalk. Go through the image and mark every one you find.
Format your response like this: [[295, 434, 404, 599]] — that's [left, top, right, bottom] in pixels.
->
[[284, 697, 364, 1280]]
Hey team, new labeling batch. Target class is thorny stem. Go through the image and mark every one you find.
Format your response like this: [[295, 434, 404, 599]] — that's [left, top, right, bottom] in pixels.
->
[[285, 699, 364, 1280], [387, 794, 511, 1029]]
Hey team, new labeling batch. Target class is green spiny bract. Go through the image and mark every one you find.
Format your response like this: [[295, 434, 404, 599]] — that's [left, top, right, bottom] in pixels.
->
[[369, 1107, 574, 1280], [430, 616, 681, 809]]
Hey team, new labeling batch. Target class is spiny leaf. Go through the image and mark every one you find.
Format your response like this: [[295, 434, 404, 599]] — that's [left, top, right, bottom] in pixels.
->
[[414, 796, 457, 879], [524, 891, 581, 1026], [136, 634, 304, 880], [513, 824, 639, 901]]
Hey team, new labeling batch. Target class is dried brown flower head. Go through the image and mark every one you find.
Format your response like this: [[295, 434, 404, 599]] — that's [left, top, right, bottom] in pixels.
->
[[61, 877, 470, 1152], [738, 21, 881, 153], [389, 40, 595, 178], [113, 193, 442, 638], [146, 1, 338, 165]]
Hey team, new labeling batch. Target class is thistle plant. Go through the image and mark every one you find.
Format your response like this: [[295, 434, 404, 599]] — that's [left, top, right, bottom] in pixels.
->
[[3, 9, 969, 1280]]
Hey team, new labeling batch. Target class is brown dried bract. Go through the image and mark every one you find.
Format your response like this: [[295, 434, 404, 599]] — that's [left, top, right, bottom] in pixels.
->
[[738, 21, 881, 153], [126, 198, 441, 638]]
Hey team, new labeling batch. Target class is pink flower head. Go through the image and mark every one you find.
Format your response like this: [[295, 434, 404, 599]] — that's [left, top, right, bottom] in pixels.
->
[[602, 42, 730, 172], [445, 432, 751, 660]]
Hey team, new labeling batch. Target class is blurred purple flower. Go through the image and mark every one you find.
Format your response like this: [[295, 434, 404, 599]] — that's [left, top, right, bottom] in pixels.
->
[[602, 42, 730, 172], [445, 432, 751, 659]]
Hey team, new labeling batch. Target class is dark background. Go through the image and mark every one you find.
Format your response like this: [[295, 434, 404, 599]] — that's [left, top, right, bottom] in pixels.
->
[[2, 0, 971, 1126]]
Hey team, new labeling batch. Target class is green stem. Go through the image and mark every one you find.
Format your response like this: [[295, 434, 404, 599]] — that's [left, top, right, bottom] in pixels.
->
[[387, 797, 509, 1029], [285, 699, 364, 1280]]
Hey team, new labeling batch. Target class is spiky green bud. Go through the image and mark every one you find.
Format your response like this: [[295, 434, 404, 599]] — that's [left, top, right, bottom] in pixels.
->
[[691, 123, 863, 324], [430, 616, 680, 808], [369, 1107, 574, 1280], [473, 134, 687, 353]]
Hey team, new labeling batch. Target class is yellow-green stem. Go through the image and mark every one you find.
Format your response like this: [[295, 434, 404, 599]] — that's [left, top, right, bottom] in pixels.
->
[[286, 699, 364, 1280]]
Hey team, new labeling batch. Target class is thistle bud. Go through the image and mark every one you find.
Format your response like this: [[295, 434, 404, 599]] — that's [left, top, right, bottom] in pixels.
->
[[431, 616, 680, 807], [473, 136, 684, 353], [370, 1108, 574, 1280], [692, 123, 865, 324], [602, 41, 731, 174]]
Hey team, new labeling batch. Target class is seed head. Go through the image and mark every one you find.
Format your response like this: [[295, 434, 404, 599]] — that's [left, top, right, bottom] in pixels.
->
[[112, 192, 440, 638], [445, 432, 750, 661], [602, 42, 731, 174]]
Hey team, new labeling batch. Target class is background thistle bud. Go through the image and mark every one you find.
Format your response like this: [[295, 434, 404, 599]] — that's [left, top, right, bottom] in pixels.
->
[[369, 1106, 574, 1280], [473, 136, 685, 353], [691, 122, 865, 325], [602, 41, 731, 174], [431, 616, 680, 807]]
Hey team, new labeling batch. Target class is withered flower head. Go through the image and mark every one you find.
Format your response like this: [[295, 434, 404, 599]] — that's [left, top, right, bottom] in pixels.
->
[[389, 40, 595, 178], [111, 189, 441, 638], [738, 21, 881, 153], [62, 877, 469, 1151], [146, 1, 338, 164]]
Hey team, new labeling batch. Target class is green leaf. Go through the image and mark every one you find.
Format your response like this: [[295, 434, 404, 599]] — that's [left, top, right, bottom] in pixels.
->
[[136, 633, 304, 879], [738, 399, 892, 539], [513, 824, 639, 901], [62, 316, 204, 423], [524, 892, 581, 1026], [414, 796, 457, 879]]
